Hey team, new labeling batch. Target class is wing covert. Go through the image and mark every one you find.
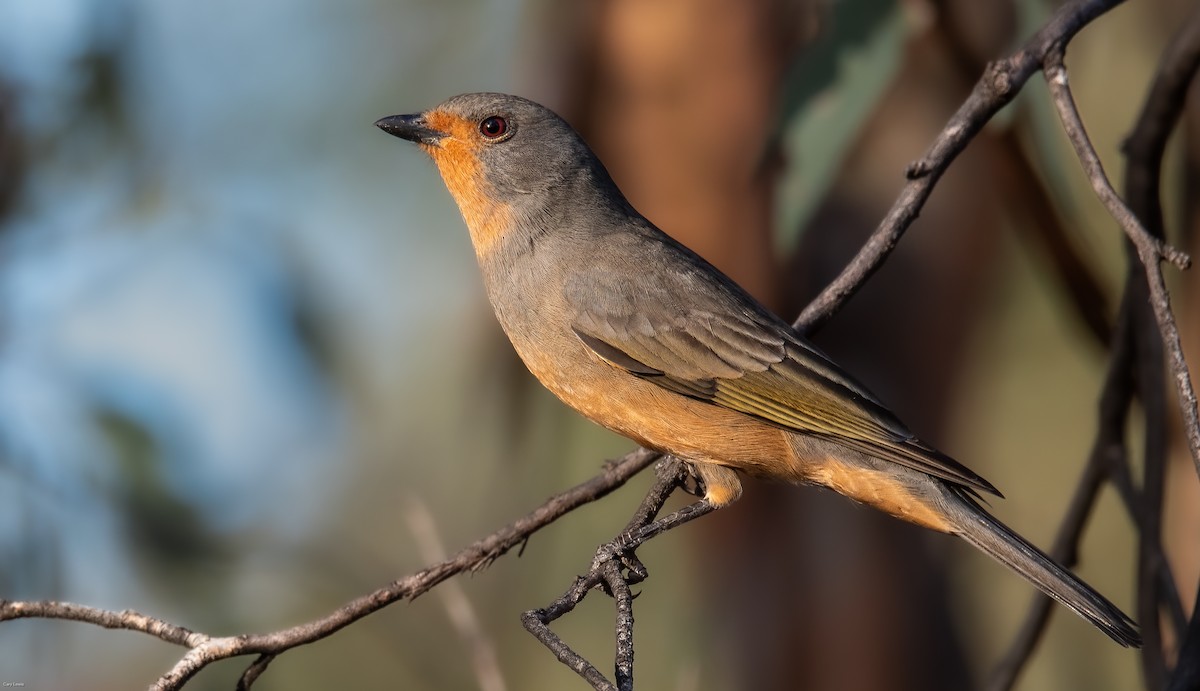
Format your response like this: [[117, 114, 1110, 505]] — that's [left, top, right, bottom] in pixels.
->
[[565, 232, 999, 496]]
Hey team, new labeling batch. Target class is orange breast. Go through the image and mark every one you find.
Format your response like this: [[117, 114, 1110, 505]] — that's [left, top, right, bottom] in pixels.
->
[[422, 110, 511, 257], [515, 334, 795, 476]]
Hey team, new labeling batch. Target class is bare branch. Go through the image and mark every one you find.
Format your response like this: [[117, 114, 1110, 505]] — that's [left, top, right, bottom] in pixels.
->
[[1, 448, 659, 690], [522, 459, 715, 690], [522, 571, 614, 691], [1122, 2, 1200, 484], [1043, 54, 1190, 274], [607, 559, 635, 691], [794, 0, 1135, 334], [1116, 5, 1200, 690], [0, 600, 207, 648], [1043, 49, 1181, 684], [235, 655, 273, 691], [991, 7, 1200, 688]]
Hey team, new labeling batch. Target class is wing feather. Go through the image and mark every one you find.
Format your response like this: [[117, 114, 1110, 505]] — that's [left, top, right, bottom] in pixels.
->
[[566, 231, 999, 496]]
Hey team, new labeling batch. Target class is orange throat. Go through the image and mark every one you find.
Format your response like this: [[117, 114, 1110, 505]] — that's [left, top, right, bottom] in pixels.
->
[[422, 110, 511, 257]]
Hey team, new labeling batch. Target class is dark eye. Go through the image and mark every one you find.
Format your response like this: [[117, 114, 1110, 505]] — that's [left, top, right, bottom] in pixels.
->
[[479, 116, 508, 139]]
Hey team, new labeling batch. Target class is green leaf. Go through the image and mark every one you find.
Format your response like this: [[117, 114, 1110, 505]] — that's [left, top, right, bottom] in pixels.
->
[[773, 0, 911, 252]]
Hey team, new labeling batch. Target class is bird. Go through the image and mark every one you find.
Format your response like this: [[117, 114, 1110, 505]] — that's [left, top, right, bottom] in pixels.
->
[[375, 92, 1141, 647]]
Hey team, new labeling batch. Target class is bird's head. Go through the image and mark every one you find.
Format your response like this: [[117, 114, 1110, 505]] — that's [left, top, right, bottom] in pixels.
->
[[376, 92, 611, 258]]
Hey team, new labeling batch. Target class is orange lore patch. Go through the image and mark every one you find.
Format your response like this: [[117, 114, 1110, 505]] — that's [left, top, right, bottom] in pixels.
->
[[421, 110, 511, 257], [807, 460, 953, 532]]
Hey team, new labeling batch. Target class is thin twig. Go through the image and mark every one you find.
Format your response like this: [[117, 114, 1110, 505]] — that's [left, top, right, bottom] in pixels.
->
[[406, 498, 508, 691], [1045, 41, 1200, 489], [522, 572, 614, 691], [0, 600, 207, 648], [607, 559, 635, 691], [1045, 50, 1190, 271], [1104, 435, 1189, 641], [1132, 252, 1172, 686], [235, 655, 273, 691]]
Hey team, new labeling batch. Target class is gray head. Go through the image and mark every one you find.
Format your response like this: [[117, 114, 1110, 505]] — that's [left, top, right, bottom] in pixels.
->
[[375, 92, 618, 202]]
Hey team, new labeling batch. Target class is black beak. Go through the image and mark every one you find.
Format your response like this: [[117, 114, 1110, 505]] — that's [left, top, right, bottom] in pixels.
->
[[374, 113, 445, 146]]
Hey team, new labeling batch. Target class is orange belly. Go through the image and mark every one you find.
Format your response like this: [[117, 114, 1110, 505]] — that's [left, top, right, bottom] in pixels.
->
[[528, 343, 794, 476], [514, 331, 952, 533], [803, 459, 952, 532]]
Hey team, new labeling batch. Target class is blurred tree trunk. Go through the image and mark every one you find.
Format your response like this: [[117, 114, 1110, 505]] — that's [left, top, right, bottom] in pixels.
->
[[545, 0, 794, 304]]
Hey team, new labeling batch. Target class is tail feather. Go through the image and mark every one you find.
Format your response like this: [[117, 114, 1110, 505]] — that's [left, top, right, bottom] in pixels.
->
[[946, 486, 1141, 647]]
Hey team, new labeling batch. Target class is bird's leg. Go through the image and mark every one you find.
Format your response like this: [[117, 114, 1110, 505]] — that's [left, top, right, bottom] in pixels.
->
[[524, 456, 722, 690], [596, 457, 726, 587], [678, 464, 705, 498], [590, 457, 687, 584], [621, 457, 693, 529], [690, 462, 743, 507]]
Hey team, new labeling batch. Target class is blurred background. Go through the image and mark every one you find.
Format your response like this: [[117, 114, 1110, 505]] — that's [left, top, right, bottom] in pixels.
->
[[0, 0, 1197, 689]]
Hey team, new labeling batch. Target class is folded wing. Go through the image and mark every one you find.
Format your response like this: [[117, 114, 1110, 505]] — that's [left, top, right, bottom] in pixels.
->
[[566, 235, 999, 496]]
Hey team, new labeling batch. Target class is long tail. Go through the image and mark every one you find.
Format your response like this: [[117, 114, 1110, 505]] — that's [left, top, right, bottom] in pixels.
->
[[944, 486, 1141, 647]]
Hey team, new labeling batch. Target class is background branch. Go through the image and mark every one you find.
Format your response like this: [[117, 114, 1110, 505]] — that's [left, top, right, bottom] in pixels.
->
[[405, 498, 508, 691], [1122, 1, 1200, 483], [794, 0, 1131, 334], [1118, 5, 1200, 689], [991, 6, 1200, 688], [1042, 46, 1180, 687]]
